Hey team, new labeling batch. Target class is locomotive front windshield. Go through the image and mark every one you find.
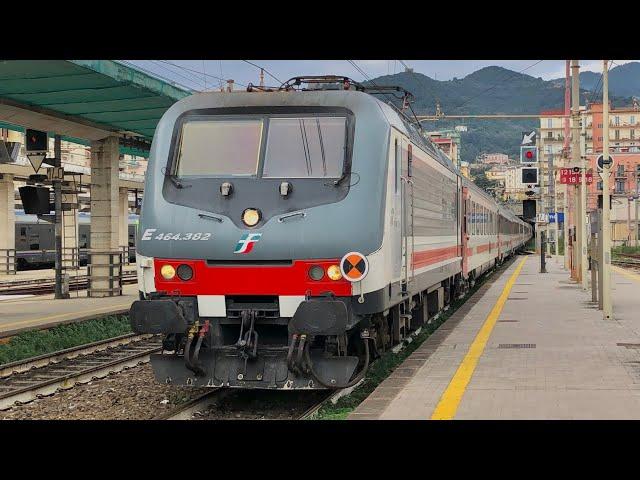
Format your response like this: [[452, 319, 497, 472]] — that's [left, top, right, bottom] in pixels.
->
[[174, 116, 347, 178]]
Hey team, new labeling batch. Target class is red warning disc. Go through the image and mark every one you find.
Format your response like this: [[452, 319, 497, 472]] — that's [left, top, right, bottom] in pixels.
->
[[340, 251, 369, 282]]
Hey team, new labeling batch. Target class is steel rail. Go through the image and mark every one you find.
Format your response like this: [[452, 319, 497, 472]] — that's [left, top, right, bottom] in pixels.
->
[[0, 335, 161, 410]]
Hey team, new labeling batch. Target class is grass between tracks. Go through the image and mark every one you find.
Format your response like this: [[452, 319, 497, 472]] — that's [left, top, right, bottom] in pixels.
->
[[0, 315, 132, 365], [313, 258, 513, 420], [612, 245, 640, 257]]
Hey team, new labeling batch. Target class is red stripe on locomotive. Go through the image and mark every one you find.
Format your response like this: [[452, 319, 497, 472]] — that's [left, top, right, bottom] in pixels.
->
[[153, 258, 352, 296]]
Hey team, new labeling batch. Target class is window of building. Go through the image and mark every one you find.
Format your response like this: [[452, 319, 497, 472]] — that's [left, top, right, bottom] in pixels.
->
[[631, 115, 636, 124], [615, 116, 620, 126], [615, 130, 620, 140], [598, 123, 603, 128], [547, 119, 553, 128], [547, 131, 553, 139], [599, 136, 603, 141], [615, 179, 625, 194], [597, 181, 603, 191], [632, 130, 635, 140]]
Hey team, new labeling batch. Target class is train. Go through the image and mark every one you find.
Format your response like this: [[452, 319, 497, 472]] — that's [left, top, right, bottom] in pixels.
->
[[131, 76, 532, 390], [15, 210, 138, 269]]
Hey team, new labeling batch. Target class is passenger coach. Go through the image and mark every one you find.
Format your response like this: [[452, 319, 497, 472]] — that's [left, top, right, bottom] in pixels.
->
[[131, 77, 532, 390]]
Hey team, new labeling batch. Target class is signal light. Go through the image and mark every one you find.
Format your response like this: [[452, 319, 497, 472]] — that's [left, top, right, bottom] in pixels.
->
[[521, 167, 538, 185], [520, 146, 538, 164], [25, 129, 48, 153]]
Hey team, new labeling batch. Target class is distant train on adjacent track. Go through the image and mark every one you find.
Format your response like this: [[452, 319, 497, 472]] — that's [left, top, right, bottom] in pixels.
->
[[15, 210, 138, 269], [131, 76, 532, 391]]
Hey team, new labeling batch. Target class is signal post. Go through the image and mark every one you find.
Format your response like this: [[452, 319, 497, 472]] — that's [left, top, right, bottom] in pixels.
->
[[601, 61, 613, 320]]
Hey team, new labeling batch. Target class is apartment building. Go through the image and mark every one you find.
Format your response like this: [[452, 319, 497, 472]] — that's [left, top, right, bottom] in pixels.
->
[[539, 102, 640, 245]]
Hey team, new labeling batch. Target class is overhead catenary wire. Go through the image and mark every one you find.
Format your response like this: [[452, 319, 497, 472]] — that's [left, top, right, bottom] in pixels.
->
[[586, 60, 615, 107], [156, 60, 249, 88], [116, 60, 195, 92], [347, 60, 424, 131], [147, 60, 208, 91], [242, 60, 283, 85]]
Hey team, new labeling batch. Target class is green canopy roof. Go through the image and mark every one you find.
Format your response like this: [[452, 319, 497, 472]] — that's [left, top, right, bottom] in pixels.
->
[[0, 60, 192, 140]]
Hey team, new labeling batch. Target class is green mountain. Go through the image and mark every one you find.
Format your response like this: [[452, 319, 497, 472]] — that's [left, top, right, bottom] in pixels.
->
[[553, 62, 640, 98], [367, 66, 630, 163]]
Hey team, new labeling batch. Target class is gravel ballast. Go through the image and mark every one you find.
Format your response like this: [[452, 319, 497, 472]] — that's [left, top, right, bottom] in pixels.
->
[[0, 363, 207, 420]]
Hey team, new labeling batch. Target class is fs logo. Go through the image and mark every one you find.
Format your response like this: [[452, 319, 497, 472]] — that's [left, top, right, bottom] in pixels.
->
[[234, 233, 262, 254]]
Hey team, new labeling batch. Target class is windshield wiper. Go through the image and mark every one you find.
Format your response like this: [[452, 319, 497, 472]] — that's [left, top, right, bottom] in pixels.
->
[[332, 171, 350, 186], [167, 174, 192, 189]]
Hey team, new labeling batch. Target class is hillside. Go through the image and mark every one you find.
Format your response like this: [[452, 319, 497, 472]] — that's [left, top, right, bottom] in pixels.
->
[[367, 66, 631, 163], [553, 62, 640, 98]]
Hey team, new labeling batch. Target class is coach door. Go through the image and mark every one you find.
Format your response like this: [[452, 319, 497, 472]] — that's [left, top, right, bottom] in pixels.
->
[[390, 134, 403, 282], [400, 138, 414, 292]]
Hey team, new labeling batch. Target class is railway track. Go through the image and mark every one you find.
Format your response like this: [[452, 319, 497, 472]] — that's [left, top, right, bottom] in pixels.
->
[[0, 272, 138, 296], [158, 388, 336, 420], [0, 333, 161, 410]]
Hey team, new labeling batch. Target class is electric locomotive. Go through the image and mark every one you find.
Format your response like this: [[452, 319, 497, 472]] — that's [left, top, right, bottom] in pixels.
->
[[131, 76, 532, 390]]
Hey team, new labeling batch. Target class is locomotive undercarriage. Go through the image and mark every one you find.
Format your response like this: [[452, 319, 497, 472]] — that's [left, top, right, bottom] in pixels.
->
[[131, 279, 460, 390]]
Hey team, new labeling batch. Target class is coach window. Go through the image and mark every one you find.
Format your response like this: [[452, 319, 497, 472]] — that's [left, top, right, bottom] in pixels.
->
[[472, 202, 477, 235], [175, 119, 263, 176], [407, 144, 413, 177], [483, 207, 486, 235], [263, 117, 346, 178]]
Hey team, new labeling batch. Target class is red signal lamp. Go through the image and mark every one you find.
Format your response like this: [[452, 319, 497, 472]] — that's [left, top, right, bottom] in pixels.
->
[[526, 151, 533, 159]]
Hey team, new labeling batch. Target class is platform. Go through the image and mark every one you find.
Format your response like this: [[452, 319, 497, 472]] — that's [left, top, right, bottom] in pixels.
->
[[349, 255, 640, 420], [0, 283, 138, 338]]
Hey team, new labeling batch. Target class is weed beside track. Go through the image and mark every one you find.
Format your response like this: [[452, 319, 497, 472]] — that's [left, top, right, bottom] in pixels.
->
[[0, 315, 132, 365]]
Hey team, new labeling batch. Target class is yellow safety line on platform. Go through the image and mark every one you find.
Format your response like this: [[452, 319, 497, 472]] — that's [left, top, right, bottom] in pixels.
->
[[431, 257, 527, 420], [0, 303, 132, 332], [612, 266, 640, 283]]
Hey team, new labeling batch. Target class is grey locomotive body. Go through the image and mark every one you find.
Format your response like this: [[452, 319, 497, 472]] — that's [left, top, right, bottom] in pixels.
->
[[131, 79, 531, 390]]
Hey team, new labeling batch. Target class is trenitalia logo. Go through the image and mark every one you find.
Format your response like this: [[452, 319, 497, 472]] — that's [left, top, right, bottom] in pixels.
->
[[234, 233, 262, 254]]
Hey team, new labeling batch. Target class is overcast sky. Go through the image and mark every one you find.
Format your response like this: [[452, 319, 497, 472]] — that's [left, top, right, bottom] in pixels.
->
[[124, 60, 637, 92]]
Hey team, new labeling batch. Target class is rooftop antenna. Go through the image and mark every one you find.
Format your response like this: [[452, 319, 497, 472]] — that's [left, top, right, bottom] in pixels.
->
[[259, 68, 265, 88]]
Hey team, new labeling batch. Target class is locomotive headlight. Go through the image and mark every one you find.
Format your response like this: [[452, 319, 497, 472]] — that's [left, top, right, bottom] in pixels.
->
[[327, 265, 342, 281], [308, 265, 324, 281], [160, 264, 176, 280], [176, 264, 193, 281], [242, 208, 261, 227]]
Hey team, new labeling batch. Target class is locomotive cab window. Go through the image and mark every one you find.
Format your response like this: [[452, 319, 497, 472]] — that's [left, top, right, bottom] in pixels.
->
[[175, 119, 263, 177], [263, 117, 346, 178]]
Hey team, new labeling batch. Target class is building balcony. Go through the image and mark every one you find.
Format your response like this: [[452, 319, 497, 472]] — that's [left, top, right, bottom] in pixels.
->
[[610, 121, 640, 128]]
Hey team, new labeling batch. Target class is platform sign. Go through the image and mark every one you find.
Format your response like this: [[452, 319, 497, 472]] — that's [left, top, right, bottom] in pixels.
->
[[521, 130, 537, 145], [547, 212, 564, 223], [597, 154, 614, 171], [536, 213, 548, 224], [559, 168, 593, 185], [46, 167, 64, 181]]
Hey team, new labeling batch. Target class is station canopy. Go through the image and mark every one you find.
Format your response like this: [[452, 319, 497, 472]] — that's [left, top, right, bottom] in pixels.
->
[[0, 60, 192, 145]]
